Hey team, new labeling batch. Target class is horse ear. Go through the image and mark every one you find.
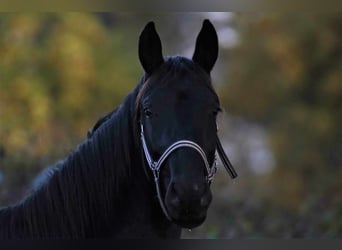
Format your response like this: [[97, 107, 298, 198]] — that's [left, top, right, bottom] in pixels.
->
[[139, 22, 164, 75], [192, 19, 219, 74]]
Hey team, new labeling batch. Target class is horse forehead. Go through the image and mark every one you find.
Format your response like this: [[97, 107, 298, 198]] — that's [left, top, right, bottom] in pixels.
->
[[173, 85, 210, 105], [146, 67, 215, 105], [156, 77, 210, 100], [151, 85, 207, 109]]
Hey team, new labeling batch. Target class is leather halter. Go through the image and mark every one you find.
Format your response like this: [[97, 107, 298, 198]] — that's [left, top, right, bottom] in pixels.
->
[[140, 123, 237, 221]]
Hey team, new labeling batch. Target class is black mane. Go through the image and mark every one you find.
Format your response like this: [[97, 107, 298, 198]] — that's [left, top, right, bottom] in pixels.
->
[[0, 81, 142, 238]]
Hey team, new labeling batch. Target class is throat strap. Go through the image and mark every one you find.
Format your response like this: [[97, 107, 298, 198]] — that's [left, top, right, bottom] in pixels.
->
[[216, 135, 238, 179]]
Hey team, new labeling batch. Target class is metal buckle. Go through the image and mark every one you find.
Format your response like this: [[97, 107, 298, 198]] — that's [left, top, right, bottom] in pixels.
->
[[152, 169, 160, 181]]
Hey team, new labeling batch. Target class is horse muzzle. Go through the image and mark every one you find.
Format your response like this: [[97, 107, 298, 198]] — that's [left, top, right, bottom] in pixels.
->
[[164, 180, 212, 228]]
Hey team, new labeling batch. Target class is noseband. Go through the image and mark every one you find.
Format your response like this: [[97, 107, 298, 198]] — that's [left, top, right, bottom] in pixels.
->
[[140, 123, 237, 221]]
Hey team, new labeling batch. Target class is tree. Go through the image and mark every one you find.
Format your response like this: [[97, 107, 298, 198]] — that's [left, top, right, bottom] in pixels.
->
[[220, 14, 342, 209]]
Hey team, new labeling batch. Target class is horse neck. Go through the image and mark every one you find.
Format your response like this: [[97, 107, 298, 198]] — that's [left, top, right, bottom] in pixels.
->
[[0, 86, 180, 238], [0, 91, 126, 237]]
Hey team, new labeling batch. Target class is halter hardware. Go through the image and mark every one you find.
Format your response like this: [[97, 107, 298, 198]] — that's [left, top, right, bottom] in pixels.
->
[[140, 122, 237, 221]]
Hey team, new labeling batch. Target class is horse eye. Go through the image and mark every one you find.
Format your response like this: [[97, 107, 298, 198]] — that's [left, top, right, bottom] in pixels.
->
[[213, 107, 222, 116], [144, 108, 153, 118]]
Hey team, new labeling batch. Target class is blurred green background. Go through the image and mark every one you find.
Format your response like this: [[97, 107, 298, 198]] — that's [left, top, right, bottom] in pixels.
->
[[0, 13, 341, 238]]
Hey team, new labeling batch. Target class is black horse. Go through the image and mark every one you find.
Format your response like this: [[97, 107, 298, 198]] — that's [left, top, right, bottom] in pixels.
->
[[0, 20, 236, 239]]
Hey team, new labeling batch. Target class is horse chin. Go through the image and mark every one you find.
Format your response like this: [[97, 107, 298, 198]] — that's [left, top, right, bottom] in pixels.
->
[[166, 206, 207, 229], [171, 214, 207, 229]]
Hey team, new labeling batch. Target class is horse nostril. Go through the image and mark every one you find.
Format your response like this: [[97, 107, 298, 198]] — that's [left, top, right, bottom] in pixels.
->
[[172, 181, 208, 196], [192, 184, 200, 192], [169, 181, 211, 207], [191, 183, 207, 196], [170, 196, 181, 208], [200, 194, 211, 208]]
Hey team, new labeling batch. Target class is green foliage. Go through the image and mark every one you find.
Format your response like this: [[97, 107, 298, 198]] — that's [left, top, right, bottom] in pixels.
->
[[0, 13, 142, 205], [220, 14, 342, 216], [0, 13, 140, 157]]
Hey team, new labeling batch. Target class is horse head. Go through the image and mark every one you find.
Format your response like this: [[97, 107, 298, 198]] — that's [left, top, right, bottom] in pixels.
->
[[136, 20, 235, 229]]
